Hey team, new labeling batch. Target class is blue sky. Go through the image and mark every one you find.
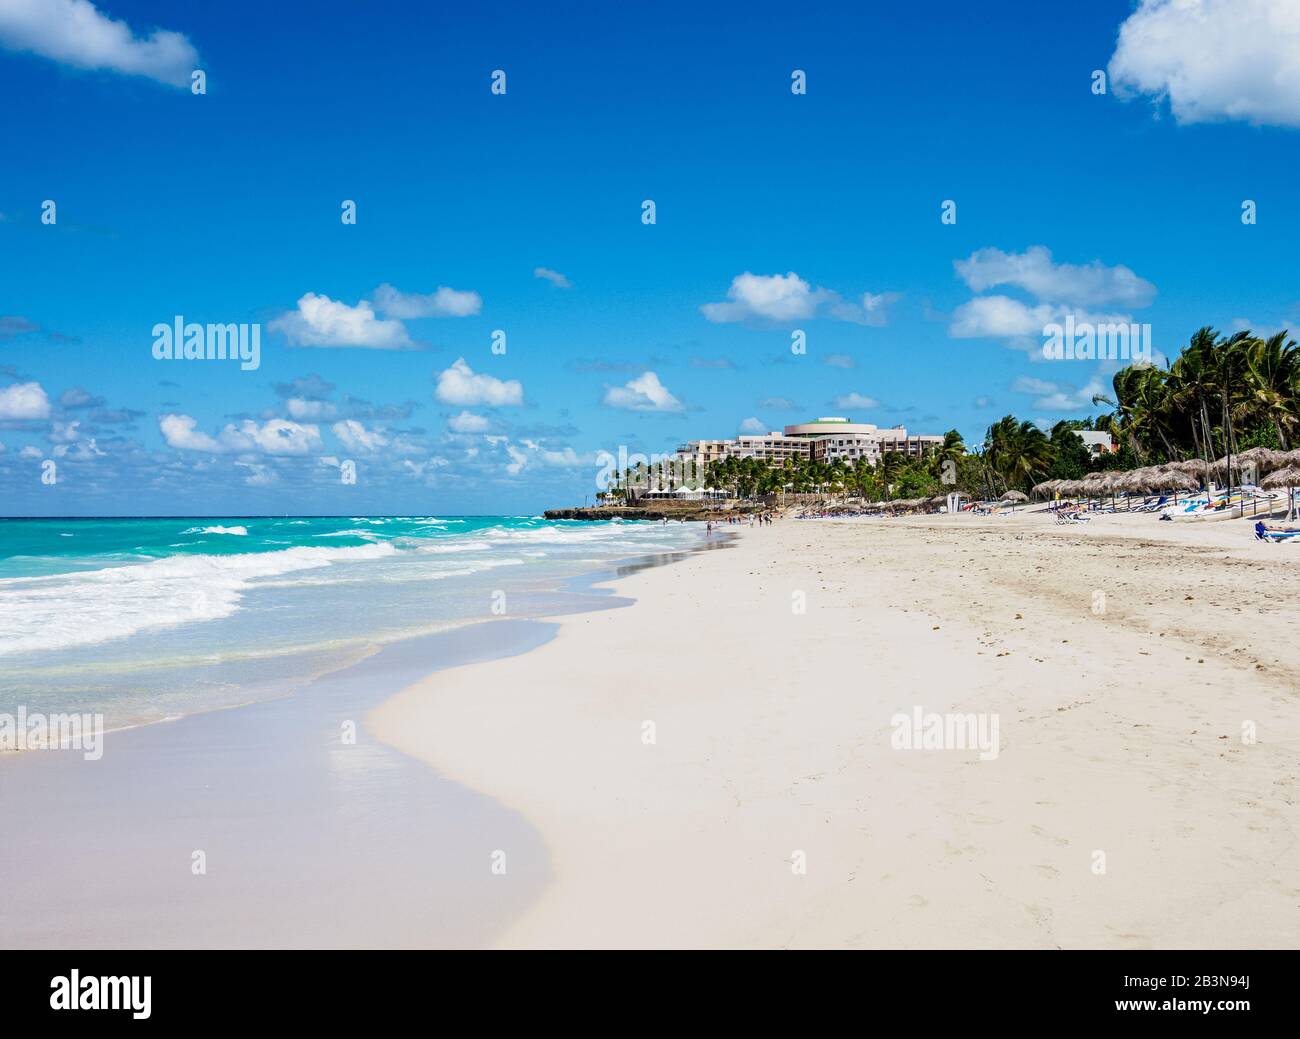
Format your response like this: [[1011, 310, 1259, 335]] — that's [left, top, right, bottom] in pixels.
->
[[2, 0, 1299, 515]]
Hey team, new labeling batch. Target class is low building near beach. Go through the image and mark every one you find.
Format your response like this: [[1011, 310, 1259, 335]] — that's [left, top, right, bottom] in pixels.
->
[[1077, 430, 1118, 456]]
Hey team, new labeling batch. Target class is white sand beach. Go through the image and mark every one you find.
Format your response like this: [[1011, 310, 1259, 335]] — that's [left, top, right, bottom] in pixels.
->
[[371, 513, 1300, 948]]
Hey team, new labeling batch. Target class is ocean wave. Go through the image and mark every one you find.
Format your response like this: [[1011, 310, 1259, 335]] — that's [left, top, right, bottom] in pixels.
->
[[0, 542, 396, 656], [182, 525, 249, 536]]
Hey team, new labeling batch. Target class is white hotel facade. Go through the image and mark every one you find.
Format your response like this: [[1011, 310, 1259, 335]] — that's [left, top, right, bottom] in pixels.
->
[[675, 417, 944, 472]]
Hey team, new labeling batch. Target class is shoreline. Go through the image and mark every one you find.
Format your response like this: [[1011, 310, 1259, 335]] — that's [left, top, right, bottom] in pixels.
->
[[370, 511, 1300, 948], [0, 535, 709, 948]]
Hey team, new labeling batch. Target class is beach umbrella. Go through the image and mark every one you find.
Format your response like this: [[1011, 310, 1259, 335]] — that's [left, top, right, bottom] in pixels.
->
[[1119, 471, 1149, 503], [1167, 458, 1211, 485], [1000, 489, 1028, 513], [1262, 465, 1300, 520], [1155, 468, 1198, 503], [1213, 447, 1286, 485]]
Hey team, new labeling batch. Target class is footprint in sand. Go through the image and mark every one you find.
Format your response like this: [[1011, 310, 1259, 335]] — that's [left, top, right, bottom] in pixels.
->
[[1034, 864, 1060, 879], [1030, 824, 1070, 846]]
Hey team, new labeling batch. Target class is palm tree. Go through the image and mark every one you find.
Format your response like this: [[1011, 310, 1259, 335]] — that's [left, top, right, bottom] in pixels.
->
[[984, 415, 1052, 492], [1242, 330, 1299, 449]]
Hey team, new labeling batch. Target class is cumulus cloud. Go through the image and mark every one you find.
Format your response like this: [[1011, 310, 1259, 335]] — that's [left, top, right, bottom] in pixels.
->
[[434, 358, 523, 407], [828, 291, 900, 326], [533, 267, 571, 288], [159, 414, 323, 455], [498, 437, 593, 476], [58, 386, 104, 410], [158, 413, 222, 452], [949, 247, 1156, 353], [1108, 0, 1300, 128], [602, 371, 683, 412], [702, 272, 829, 323], [822, 353, 857, 369], [950, 297, 1137, 348], [831, 392, 879, 410], [702, 272, 899, 326], [955, 247, 1155, 308], [1010, 375, 1108, 412], [270, 292, 413, 349], [447, 410, 490, 433], [285, 397, 337, 420], [0, 381, 51, 420], [739, 417, 766, 433], [0, 0, 199, 87], [331, 419, 388, 453], [372, 283, 481, 319]]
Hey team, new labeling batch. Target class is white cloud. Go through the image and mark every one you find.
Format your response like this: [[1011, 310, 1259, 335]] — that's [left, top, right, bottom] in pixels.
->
[[950, 297, 1139, 353], [0, 0, 198, 88], [828, 291, 900, 326], [159, 414, 322, 455], [738, 417, 766, 433], [0, 381, 51, 419], [702, 272, 899, 326], [954, 247, 1155, 307], [447, 410, 490, 433], [950, 296, 1059, 340], [223, 419, 322, 455], [372, 283, 481, 319], [822, 353, 857, 369], [497, 438, 592, 476], [533, 267, 571, 288], [602, 371, 683, 412], [158, 413, 222, 452], [285, 397, 337, 420], [19, 444, 42, 459], [1108, 0, 1300, 128], [270, 292, 413, 349], [331, 419, 388, 453], [702, 272, 828, 323], [435, 358, 523, 407], [1010, 375, 1107, 412], [949, 247, 1156, 355], [1010, 376, 1059, 396], [831, 392, 879, 410], [237, 462, 276, 486], [49, 420, 82, 443]]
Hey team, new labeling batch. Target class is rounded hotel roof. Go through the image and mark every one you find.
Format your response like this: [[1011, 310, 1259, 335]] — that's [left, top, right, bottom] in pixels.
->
[[783, 417, 881, 437]]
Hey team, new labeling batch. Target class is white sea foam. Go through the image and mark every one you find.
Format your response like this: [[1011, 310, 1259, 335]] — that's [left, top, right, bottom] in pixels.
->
[[0, 542, 395, 656], [182, 525, 249, 536]]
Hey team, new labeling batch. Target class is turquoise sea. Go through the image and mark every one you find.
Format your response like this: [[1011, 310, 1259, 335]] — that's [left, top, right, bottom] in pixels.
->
[[0, 516, 699, 733]]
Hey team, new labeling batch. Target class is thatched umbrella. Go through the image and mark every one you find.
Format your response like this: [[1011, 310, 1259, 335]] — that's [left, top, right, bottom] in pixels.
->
[[1261, 465, 1300, 520], [1168, 457, 1211, 485], [1155, 468, 1199, 503], [1000, 489, 1028, 513], [1213, 447, 1286, 485]]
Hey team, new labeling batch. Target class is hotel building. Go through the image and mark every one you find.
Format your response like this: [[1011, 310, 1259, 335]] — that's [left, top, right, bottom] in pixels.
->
[[674, 417, 944, 472]]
